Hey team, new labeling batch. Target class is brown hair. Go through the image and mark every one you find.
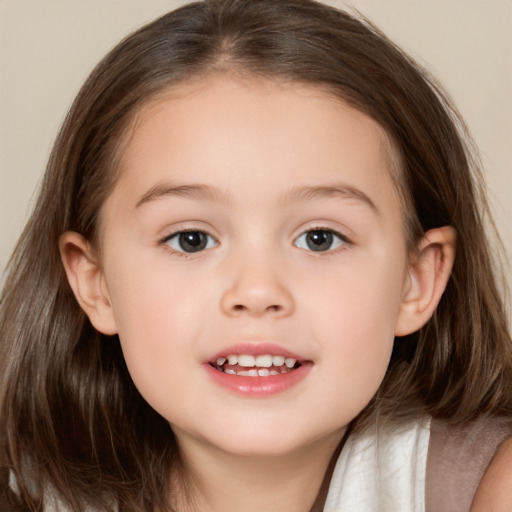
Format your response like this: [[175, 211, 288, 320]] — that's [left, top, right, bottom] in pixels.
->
[[1, 0, 511, 510]]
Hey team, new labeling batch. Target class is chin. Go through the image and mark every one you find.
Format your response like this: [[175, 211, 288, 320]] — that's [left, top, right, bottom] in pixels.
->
[[190, 420, 335, 459]]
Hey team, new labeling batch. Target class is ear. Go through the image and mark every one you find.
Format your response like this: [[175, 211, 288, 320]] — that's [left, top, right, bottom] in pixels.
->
[[59, 231, 118, 335], [394, 226, 456, 336]]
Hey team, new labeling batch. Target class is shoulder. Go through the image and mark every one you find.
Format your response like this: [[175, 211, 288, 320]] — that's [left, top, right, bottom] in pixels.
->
[[471, 436, 512, 511], [426, 416, 512, 512]]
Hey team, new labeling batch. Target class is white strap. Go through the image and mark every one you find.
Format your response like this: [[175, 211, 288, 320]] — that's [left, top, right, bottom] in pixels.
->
[[324, 416, 431, 511]]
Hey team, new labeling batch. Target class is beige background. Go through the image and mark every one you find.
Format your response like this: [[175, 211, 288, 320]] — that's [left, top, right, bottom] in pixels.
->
[[1, 0, 511, 300]]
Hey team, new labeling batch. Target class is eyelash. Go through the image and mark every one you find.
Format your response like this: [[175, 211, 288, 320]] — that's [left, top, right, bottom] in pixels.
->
[[160, 227, 351, 255]]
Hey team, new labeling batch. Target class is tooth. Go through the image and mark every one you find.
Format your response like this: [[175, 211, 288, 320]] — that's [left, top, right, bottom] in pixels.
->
[[238, 369, 258, 377], [238, 355, 256, 367], [272, 356, 285, 366], [225, 368, 236, 375], [269, 370, 279, 376], [216, 357, 227, 366], [255, 355, 273, 367], [227, 355, 238, 365], [258, 369, 270, 376], [285, 358, 296, 368]]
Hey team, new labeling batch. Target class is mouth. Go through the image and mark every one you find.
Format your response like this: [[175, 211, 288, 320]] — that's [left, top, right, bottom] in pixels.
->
[[210, 354, 302, 377], [204, 343, 312, 396]]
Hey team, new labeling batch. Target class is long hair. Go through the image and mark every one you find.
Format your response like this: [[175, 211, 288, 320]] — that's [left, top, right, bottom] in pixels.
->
[[1, 0, 511, 509]]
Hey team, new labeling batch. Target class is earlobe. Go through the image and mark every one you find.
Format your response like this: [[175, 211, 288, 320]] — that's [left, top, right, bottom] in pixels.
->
[[59, 231, 118, 335], [394, 226, 456, 336]]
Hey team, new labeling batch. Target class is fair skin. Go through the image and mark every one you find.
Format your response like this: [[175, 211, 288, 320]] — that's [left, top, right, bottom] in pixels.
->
[[471, 438, 512, 511], [60, 75, 455, 511]]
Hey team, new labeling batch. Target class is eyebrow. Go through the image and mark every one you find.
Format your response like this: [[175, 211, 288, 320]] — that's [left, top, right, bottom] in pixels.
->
[[135, 181, 378, 213], [286, 183, 378, 213], [135, 183, 229, 208]]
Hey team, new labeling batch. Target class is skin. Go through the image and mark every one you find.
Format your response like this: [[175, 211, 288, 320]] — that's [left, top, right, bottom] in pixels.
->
[[61, 75, 456, 511], [471, 438, 512, 511]]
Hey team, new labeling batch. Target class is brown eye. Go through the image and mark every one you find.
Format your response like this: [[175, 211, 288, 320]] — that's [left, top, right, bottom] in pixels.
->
[[294, 229, 347, 252], [165, 231, 217, 253]]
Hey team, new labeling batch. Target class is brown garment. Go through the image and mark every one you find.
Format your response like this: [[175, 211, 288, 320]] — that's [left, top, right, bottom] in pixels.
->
[[426, 416, 512, 512]]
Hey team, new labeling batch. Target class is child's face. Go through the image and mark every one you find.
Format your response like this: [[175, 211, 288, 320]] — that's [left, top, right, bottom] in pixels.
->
[[97, 75, 411, 457]]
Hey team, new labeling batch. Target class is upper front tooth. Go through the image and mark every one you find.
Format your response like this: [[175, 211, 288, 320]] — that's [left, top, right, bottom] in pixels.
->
[[227, 355, 238, 365], [285, 357, 296, 368], [272, 356, 285, 366], [238, 355, 256, 367], [224, 354, 297, 368], [255, 355, 273, 367]]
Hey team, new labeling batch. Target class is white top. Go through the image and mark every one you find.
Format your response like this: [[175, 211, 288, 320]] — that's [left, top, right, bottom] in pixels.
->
[[325, 416, 431, 511]]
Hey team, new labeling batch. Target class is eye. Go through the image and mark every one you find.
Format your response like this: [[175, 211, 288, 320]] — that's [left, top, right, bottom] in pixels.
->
[[294, 229, 348, 252], [164, 231, 218, 253]]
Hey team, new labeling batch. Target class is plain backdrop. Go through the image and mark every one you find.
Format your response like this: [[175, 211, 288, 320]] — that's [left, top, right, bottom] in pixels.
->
[[1, 0, 511, 310]]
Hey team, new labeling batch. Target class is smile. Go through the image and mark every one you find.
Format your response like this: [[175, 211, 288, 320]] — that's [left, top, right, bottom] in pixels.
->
[[211, 354, 300, 376], [204, 344, 312, 396]]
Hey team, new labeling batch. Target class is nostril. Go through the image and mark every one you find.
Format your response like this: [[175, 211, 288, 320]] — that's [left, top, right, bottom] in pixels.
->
[[231, 303, 281, 314], [221, 285, 294, 317]]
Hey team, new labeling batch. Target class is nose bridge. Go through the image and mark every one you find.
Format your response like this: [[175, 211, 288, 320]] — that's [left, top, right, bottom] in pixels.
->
[[219, 243, 294, 317]]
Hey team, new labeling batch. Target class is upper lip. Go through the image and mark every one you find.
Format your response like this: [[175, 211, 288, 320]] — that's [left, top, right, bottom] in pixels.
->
[[206, 342, 309, 364]]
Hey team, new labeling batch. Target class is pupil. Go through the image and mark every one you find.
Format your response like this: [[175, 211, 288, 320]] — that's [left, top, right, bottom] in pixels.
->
[[306, 230, 333, 252], [179, 232, 206, 252]]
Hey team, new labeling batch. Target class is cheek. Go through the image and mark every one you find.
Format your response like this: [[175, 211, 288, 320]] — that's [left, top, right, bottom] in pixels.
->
[[104, 256, 207, 390], [305, 253, 406, 399], [307, 250, 406, 338]]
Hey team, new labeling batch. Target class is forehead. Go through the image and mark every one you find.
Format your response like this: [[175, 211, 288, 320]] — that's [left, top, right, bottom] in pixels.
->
[[109, 74, 401, 217]]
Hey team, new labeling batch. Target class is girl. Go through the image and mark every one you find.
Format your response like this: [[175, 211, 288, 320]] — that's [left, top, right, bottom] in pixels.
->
[[1, 0, 511, 510]]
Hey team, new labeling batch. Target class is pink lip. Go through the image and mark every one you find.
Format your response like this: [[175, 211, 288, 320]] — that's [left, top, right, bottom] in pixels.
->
[[204, 363, 312, 397], [204, 342, 313, 397]]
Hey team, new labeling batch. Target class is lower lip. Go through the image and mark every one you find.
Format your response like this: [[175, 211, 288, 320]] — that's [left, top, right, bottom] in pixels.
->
[[204, 363, 313, 397]]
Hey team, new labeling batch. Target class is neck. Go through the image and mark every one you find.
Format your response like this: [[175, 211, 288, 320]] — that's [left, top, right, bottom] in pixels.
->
[[172, 429, 345, 512]]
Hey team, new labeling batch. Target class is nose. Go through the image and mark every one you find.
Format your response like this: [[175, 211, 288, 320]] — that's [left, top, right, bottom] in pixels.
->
[[219, 256, 295, 318]]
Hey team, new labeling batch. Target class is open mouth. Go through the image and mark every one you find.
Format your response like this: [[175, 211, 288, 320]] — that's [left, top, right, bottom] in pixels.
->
[[210, 354, 302, 377]]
